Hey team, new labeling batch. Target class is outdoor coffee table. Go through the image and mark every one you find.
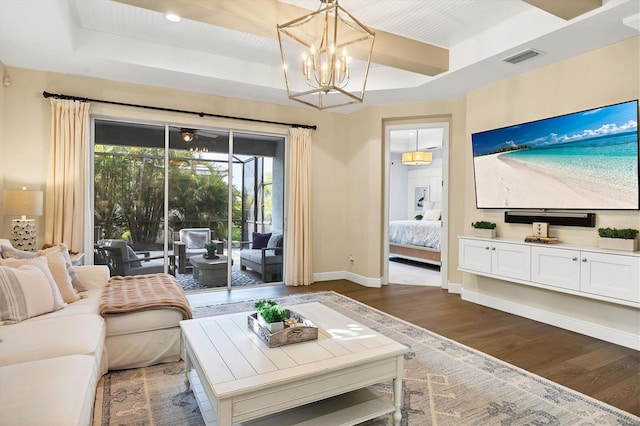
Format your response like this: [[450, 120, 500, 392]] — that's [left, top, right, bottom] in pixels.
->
[[190, 254, 230, 287], [180, 302, 408, 426]]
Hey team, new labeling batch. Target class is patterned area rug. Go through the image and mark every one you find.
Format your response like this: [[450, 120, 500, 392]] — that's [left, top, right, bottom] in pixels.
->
[[175, 266, 264, 291], [93, 292, 639, 425]]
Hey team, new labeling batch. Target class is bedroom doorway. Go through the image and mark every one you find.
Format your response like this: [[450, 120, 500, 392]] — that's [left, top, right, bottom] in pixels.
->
[[383, 121, 449, 288]]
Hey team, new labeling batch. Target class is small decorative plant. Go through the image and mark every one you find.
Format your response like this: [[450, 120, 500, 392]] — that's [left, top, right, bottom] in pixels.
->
[[415, 214, 423, 220], [254, 299, 287, 323], [471, 221, 497, 229], [597, 228, 639, 240], [204, 242, 218, 258]]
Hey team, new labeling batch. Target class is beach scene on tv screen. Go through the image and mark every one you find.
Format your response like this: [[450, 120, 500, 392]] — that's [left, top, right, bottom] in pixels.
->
[[472, 101, 639, 209]]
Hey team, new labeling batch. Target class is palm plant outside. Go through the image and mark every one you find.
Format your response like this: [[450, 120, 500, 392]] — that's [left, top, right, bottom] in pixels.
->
[[94, 145, 241, 249]]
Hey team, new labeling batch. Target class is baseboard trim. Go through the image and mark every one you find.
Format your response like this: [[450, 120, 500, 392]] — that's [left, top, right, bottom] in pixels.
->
[[447, 282, 462, 294], [462, 289, 639, 350], [313, 271, 382, 288]]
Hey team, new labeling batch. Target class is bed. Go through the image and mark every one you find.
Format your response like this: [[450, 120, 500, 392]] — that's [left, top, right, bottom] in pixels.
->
[[389, 219, 441, 266]]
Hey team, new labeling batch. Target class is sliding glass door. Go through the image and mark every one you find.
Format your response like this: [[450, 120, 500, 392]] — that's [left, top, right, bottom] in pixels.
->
[[92, 119, 285, 291]]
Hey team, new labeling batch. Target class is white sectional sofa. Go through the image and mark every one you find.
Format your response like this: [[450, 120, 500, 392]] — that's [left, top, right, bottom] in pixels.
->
[[0, 265, 109, 425], [0, 242, 186, 425]]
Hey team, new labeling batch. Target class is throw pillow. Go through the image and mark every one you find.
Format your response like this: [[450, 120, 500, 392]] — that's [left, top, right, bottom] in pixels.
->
[[252, 232, 272, 249], [2, 247, 80, 303], [422, 209, 442, 221], [186, 231, 208, 249], [266, 234, 283, 255], [0, 257, 65, 324], [40, 244, 87, 292], [0, 245, 37, 260], [0, 240, 13, 257]]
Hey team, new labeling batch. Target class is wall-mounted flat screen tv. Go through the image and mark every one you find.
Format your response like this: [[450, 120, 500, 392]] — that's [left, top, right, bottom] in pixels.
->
[[471, 100, 639, 210]]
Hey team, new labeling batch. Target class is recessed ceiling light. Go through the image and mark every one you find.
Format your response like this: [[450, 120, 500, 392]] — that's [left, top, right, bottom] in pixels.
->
[[165, 13, 181, 23]]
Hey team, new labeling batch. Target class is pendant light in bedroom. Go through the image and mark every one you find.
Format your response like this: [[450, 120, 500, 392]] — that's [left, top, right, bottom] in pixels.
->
[[402, 129, 432, 165]]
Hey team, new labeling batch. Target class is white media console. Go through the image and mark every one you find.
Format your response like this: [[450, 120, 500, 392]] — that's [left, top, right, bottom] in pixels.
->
[[458, 236, 639, 308]]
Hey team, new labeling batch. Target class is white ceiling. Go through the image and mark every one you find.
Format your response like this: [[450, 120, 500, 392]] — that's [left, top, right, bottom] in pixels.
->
[[0, 0, 638, 120]]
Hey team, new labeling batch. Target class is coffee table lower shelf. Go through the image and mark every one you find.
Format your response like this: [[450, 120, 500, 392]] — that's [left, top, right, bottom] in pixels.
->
[[189, 370, 394, 426]]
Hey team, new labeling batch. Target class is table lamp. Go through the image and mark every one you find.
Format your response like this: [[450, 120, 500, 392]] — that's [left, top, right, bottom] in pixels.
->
[[3, 187, 44, 251]]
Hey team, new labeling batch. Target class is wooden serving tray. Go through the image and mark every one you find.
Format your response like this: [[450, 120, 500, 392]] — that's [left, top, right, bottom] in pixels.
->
[[247, 309, 318, 348]]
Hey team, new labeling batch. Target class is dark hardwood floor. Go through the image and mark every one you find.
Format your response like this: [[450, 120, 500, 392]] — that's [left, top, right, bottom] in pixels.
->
[[190, 280, 640, 416]]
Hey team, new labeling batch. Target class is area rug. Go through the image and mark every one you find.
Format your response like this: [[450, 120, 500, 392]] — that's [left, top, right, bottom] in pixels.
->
[[175, 266, 264, 291], [93, 292, 639, 425]]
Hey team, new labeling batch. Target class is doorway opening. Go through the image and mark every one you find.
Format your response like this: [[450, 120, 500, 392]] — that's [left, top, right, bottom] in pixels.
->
[[384, 121, 449, 288]]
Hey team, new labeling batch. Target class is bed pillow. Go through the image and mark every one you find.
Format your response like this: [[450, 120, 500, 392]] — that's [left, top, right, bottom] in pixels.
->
[[0, 257, 65, 324], [252, 232, 272, 249], [422, 209, 441, 221], [40, 244, 88, 292]]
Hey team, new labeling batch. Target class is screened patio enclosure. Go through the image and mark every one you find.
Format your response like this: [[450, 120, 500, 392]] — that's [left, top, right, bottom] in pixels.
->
[[92, 119, 285, 290]]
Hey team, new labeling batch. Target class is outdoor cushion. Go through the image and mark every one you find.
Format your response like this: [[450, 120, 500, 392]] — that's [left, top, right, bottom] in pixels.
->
[[266, 233, 283, 255], [240, 250, 283, 265]]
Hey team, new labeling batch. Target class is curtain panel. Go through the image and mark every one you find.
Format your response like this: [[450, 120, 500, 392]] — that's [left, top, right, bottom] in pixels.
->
[[44, 99, 90, 253], [284, 127, 313, 286]]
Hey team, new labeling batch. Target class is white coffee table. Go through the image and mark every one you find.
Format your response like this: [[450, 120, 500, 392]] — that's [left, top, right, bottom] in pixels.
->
[[180, 302, 408, 426]]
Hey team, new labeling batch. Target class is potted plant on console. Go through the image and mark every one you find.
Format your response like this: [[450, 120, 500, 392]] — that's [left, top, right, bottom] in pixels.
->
[[254, 299, 287, 332], [471, 221, 497, 238], [598, 227, 639, 252]]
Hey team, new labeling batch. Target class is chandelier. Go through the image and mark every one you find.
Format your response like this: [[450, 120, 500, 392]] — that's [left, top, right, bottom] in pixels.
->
[[277, 0, 375, 110], [402, 130, 433, 165]]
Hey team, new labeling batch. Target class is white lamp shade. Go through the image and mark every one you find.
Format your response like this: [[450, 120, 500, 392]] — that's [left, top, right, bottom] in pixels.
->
[[3, 189, 44, 216], [402, 151, 433, 165]]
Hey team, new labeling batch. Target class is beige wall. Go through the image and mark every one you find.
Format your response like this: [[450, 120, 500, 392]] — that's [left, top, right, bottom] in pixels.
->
[[463, 36, 640, 335], [341, 103, 467, 285]]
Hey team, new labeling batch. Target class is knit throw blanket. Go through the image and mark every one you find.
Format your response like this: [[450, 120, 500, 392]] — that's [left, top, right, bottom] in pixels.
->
[[99, 274, 193, 320]]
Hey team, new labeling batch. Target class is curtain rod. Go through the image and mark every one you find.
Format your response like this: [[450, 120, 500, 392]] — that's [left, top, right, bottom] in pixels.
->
[[42, 91, 317, 130]]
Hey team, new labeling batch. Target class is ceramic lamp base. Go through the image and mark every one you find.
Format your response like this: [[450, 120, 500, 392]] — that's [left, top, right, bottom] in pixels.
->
[[11, 219, 36, 251]]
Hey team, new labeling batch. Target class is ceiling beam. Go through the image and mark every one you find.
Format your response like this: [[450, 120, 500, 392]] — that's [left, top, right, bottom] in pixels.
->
[[115, 0, 449, 76], [523, 0, 602, 20]]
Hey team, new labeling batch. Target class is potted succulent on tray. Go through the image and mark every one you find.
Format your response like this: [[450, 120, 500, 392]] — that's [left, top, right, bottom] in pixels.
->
[[254, 299, 288, 332], [471, 221, 497, 238], [597, 228, 639, 252], [203, 242, 219, 259]]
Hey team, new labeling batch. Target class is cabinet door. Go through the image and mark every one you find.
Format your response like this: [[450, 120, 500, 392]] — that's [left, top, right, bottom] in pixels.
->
[[531, 246, 580, 291], [581, 252, 640, 303], [458, 238, 492, 274], [491, 242, 531, 281]]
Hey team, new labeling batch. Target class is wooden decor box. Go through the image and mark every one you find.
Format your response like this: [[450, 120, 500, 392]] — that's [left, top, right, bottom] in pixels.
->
[[247, 310, 318, 348]]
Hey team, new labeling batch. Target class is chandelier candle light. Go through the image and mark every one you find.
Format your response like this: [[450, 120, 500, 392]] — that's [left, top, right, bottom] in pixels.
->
[[278, 0, 375, 110], [3, 187, 44, 251]]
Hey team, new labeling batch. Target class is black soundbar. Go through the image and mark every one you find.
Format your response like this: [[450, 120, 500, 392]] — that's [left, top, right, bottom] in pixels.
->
[[504, 211, 596, 227]]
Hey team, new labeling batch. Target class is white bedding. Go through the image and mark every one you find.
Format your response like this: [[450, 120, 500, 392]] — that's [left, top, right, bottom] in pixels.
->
[[389, 220, 441, 250]]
